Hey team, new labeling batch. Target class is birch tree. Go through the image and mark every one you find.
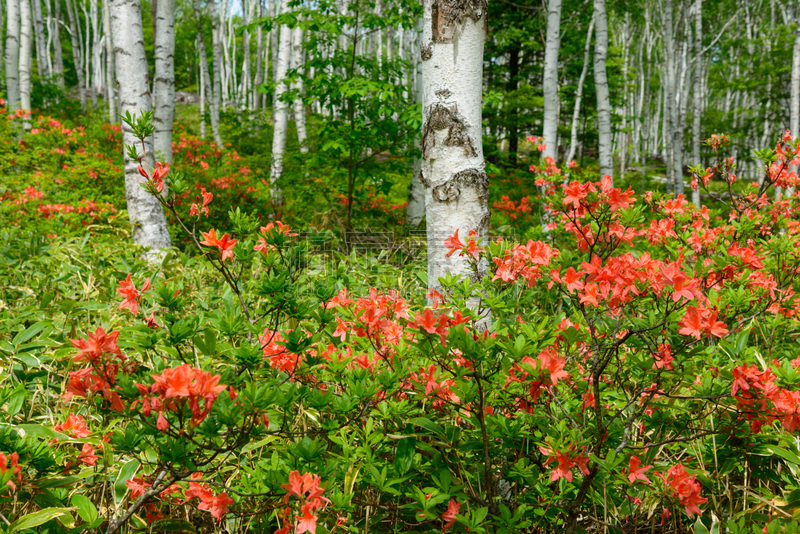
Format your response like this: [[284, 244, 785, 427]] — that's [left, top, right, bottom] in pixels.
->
[[5, 0, 20, 110], [691, 0, 702, 206], [52, 0, 65, 88], [566, 15, 594, 164], [291, 24, 307, 152], [32, 0, 48, 80], [103, 0, 116, 121], [663, 0, 683, 196], [541, 0, 562, 162], [269, 0, 291, 202], [593, 0, 613, 180], [110, 0, 172, 254], [154, 0, 175, 164], [208, 0, 224, 147], [19, 0, 33, 125], [786, 8, 800, 198], [420, 0, 491, 300], [406, 16, 425, 227], [65, 0, 87, 112]]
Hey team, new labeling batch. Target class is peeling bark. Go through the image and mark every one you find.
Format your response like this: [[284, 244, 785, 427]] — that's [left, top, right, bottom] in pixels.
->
[[6, 0, 20, 110], [154, 0, 175, 164]]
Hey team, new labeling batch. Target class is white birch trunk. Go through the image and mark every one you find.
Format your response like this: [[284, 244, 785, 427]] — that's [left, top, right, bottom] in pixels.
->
[[269, 0, 291, 202], [593, 0, 613, 181], [240, 0, 252, 114], [20, 0, 33, 125], [541, 0, 561, 162], [32, 0, 48, 79], [198, 38, 206, 138], [153, 0, 174, 164], [787, 11, 800, 197], [290, 24, 307, 152], [663, 0, 683, 196], [52, 0, 65, 88], [6, 0, 20, 110], [253, 0, 264, 110], [110, 0, 172, 253], [566, 15, 594, 163], [208, 0, 224, 147], [691, 0, 702, 206], [421, 0, 491, 308], [65, 0, 87, 111], [102, 0, 116, 121]]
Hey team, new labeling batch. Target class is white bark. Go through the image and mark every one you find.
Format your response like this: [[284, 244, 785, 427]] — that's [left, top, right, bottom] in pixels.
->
[[787, 12, 800, 197], [198, 38, 206, 138], [20, 0, 33, 124], [65, 0, 86, 111], [52, 0, 64, 88], [253, 0, 264, 110], [269, 0, 292, 202], [208, 0, 224, 147], [421, 0, 491, 308], [663, 0, 683, 196], [691, 0, 702, 206], [5, 0, 20, 110], [566, 15, 594, 163], [541, 0, 562, 162], [110, 0, 172, 253], [291, 24, 307, 152], [593, 0, 613, 181], [32, 0, 48, 79], [102, 0, 116, 122], [153, 0, 175, 164]]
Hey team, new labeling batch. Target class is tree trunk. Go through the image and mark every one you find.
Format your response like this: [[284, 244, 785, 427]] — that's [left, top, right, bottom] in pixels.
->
[[269, 0, 291, 202], [154, 0, 175, 164], [32, 0, 48, 80], [208, 0, 224, 147], [420, 0, 491, 315], [541, 0, 562, 162], [593, 0, 613, 181], [65, 0, 87, 112], [291, 24, 307, 152], [691, 0, 702, 206], [6, 0, 20, 110], [110, 0, 172, 254], [507, 45, 519, 164], [52, 0, 64, 88], [198, 37, 206, 138], [406, 16, 425, 227], [240, 0, 252, 114], [253, 0, 264, 110], [787, 10, 800, 197], [566, 15, 594, 164], [20, 0, 33, 125], [102, 0, 116, 121], [663, 0, 683, 196]]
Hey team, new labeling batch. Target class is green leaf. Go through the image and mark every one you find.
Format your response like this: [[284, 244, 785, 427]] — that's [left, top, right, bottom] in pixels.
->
[[411, 417, 445, 438], [12, 320, 51, 347], [394, 437, 416, 475], [694, 517, 710, 534], [762, 444, 800, 466], [9, 507, 76, 533], [71, 494, 98, 524], [114, 459, 141, 503]]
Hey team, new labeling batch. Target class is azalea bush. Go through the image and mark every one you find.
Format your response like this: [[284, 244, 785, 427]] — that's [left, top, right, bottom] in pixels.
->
[[5, 116, 800, 534]]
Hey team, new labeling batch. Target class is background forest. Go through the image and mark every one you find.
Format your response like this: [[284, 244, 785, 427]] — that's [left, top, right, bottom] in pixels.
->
[[3, 0, 800, 534]]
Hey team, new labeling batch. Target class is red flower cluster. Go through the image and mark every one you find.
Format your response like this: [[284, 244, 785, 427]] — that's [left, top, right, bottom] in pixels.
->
[[277, 471, 330, 534], [731, 363, 800, 432], [138, 161, 169, 193], [66, 328, 129, 411], [200, 229, 238, 262], [117, 273, 150, 315], [134, 364, 227, 429], [664, 463, 707, 517], [185, 473, 234, 520], [677, 305, 729, 339], [53, 413, 91, 438], [445, 229, 486, 261], [492, 195, 532, 220], [0, 452, 22, 491], [492, 240, 558, 286], [538, 442, 590, 482]]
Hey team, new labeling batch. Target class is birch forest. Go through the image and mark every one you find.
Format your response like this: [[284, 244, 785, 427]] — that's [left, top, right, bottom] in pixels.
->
[[6, 0, 800, 532]]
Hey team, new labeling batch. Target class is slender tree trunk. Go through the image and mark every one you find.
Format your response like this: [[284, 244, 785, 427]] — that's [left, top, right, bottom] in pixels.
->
[[507, 45, 518, 164], [52, 0, 64, 88], [253, 0, 264, 110], [110, 0, 172, 254], [102, 0, 116, 121], [198, 37, 206, 138], [269, 0, 291, 202], [291, 24, 307, 152], [90, 0, 100, 108], [6, 0, 21, 111], [79, 0, 93, 109], [420, 0, 491, 315], [65, 0, 86, 111], [663, 0, 683, 196], [593, 0, 613, 181], [32, 0, 48, 80], [691, 0, 702, 206], [786, 11, 800, 197], [567, 15, 594, 163], [406, 15, 425, 227], [240, 0, 252, 114], [208, 0, 224, 147], [541, 0, 562, 162], [153, 0, 174, 164], [20, 0, 33, 125]]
